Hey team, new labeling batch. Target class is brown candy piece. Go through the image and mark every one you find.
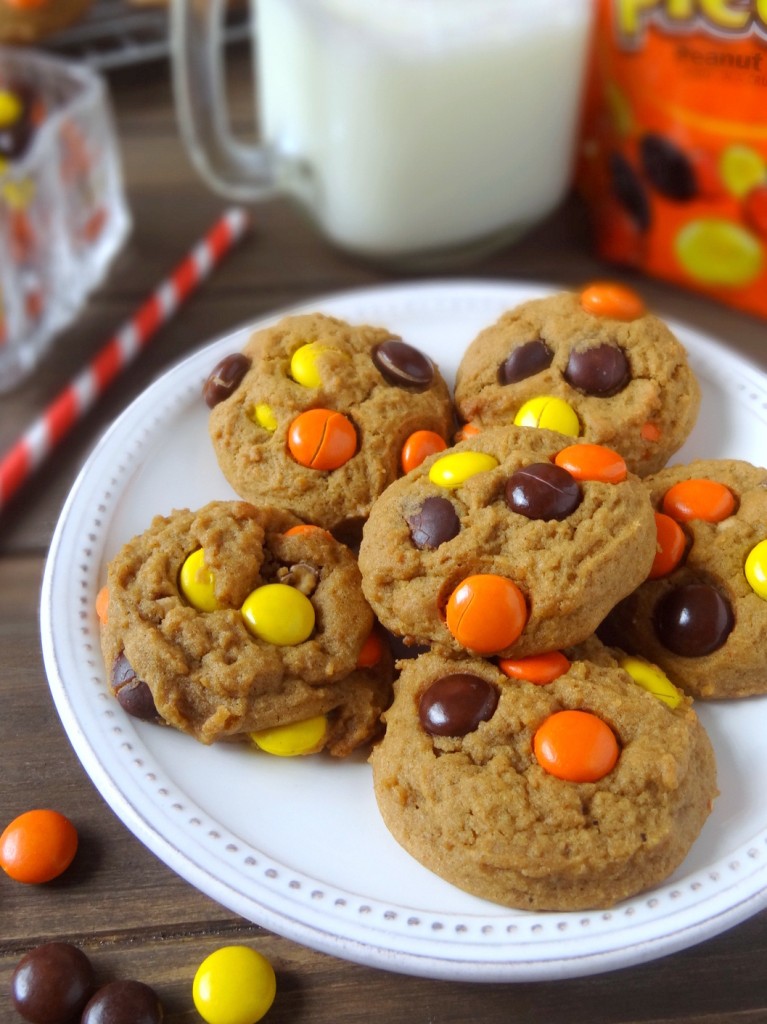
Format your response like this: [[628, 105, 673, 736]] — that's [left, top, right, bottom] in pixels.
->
[[372, 339, 434, 391], [565, 344, 630, 397], [497, 339, 553, 385], [111, 653, 160, 722], [406, 496, 460, 549], [12, 942, 95, 1024], [203, 353, 252, 408], [653, 582, 734, 657], [505, 463, 581, 521], [419, 674, 499, 736], [81, 980, 163, 1024]]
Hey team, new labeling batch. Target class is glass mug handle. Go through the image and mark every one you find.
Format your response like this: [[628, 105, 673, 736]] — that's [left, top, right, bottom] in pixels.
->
[[170, 0, 277, 200]]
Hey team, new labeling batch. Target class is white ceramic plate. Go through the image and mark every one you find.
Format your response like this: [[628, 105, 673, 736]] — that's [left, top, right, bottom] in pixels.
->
[[41, 280, 767, 982]]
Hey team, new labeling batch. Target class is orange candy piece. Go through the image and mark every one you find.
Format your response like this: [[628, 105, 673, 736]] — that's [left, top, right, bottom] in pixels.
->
[[283, 524, 334, 540], [662, 479, 736, 523], [445, 574, 527, 655], [640, 422, 662, 443], [649, 512, 687, 579], [553, 444, 627, 483], [533, 710, 619, 783], [580, 281, 646, 321], [356, 628, 385, 669], [498, 650, 571, 685], [0, 809, 78, 884], [455, 422, 481, 442], [95, 585, 109, 625], [288, 408, 357, 470], [400, 430, 447, 474]]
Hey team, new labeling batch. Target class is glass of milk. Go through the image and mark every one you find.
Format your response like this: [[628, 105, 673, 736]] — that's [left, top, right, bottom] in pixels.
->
[[171, 0, 593, 268]]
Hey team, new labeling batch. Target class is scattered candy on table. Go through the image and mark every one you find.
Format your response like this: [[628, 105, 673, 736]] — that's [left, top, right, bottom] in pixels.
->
[[0, 809, 78, 884], [11, 942, 95, 1024], [80, 979, 164, 1024], [193, 945, 276, 1024]]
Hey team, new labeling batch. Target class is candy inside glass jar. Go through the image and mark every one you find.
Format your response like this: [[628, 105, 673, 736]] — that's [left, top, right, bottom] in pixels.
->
[[0, 46, 130, 391]]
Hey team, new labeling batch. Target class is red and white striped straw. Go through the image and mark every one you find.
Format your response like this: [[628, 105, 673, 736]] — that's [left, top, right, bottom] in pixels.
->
[[0, 206, 250, 511]]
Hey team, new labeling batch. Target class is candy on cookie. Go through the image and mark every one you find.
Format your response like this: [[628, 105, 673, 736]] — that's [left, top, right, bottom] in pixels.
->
[[453, 285, 700, 476], [600, 458, 767, 699], [370, 640, 716, 910], [98, 500, 392, 754], [358, 425, 656, 658], [205, 313, 454, 540]]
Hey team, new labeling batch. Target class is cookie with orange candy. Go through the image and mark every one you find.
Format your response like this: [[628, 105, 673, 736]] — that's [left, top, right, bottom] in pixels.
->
[[98, 500, 392, 755], [371, 639, 716, 910], [600, 458, 767, 699], [357, 425, 656, 659], [453, 282, 700, 477], [205, 313, 454, 542]]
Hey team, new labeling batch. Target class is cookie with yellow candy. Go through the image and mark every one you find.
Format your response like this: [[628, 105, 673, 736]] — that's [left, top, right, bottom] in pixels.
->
[[99, 500, 392, 753], [371, 638, 715, 911], [600, 458, 767, 699], [453, 285, 700, 477], [358, 425, 656, 659], [203, 312, 453, 541]]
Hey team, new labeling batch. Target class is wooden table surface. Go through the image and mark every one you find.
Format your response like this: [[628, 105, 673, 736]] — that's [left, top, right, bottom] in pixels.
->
[[2, 46, 767, 1024]]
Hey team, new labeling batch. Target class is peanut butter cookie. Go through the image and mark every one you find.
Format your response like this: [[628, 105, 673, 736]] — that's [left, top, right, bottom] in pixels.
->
[[371, 641, 716, 910], [205, 313, 454, 540], [358, 426, 656, 658], [100, 501, 391, 754], [453, 285, 699, 477]]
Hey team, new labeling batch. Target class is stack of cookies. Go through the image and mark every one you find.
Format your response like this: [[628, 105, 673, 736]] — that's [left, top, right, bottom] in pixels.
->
[[99, 282, 767, 911]]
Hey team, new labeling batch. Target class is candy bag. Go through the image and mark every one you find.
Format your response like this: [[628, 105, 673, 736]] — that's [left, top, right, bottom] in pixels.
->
[[577, 0, 767, 319]]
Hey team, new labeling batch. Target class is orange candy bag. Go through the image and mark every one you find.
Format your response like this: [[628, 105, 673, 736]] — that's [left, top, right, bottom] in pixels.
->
[[578, 0, 767, 318]]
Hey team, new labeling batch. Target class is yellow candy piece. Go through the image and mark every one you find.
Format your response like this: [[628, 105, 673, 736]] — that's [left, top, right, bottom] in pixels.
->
[[675, 218, 763, 287], [745, 539, 767, 600], [514, 396, 581, 436], [193, 945, 276, 1024], [428, 451, 498, 488], [720, 144, 767, 199], [179, 549, 220, 612], [251, 714, 328, 756], [241, 583, 315, 645], [252, 403, 278, 431], [290, 342, 327, 388], [1, 177, 35, 210], [0, 90, 22, 129], [620, 655, 683, 709]]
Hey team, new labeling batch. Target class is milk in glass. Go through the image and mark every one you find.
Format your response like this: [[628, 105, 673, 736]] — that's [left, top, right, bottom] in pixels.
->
[[255, 0, 592, 260]]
